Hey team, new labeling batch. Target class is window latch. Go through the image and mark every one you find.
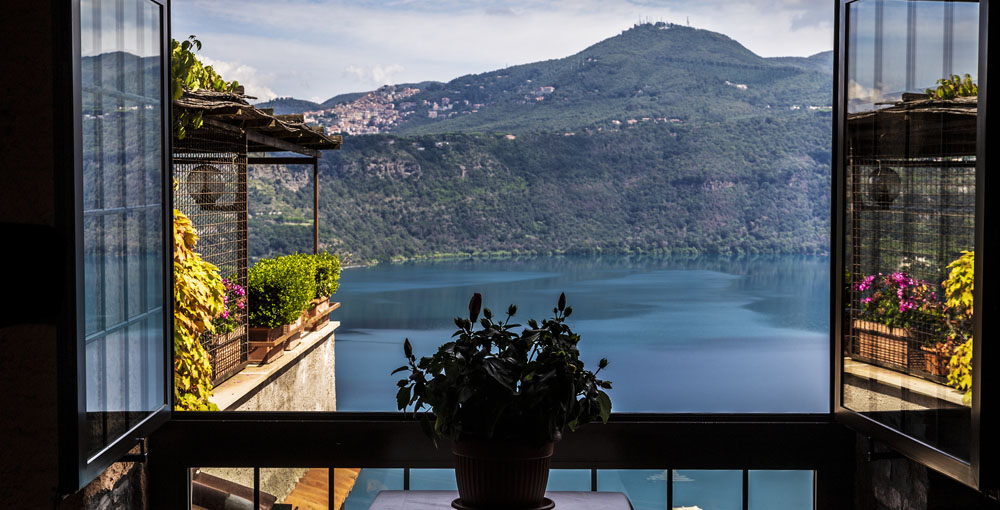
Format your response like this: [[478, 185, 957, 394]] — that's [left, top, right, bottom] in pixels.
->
[[118, 438, 147, 464]]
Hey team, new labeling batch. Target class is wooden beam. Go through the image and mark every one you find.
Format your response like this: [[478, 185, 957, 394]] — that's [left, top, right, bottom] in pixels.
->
[[203, 117, 320, 157]]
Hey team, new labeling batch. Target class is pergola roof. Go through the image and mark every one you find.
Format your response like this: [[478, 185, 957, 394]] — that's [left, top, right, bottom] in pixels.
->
[[847, 96, 977, 159], [174, 89, 342, 156]]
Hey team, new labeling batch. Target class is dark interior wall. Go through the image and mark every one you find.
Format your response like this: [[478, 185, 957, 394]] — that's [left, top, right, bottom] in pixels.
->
[[853, 433, 1000, 510], [0, 3, 145, 509]]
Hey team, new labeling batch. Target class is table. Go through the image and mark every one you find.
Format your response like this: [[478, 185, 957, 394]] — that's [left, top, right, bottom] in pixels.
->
[[370, 491, 633, 509]]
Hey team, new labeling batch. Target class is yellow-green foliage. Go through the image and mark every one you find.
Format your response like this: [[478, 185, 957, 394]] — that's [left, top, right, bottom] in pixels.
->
[[949, 339, 973, 406], [173, 210, 225, 411], [926, 74, 978, 100], [943, 250, 974, 404], [171, 36, 241, 139]]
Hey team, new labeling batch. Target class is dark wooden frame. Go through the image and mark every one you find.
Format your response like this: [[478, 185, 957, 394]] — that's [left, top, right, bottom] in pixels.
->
[[146, 413, 856, 510], [57, 0, 174, 492], [832, 0, 995, 491]]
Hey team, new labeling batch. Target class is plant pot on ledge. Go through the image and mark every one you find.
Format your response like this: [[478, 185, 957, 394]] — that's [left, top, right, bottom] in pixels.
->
[[852, 319, 912, 370], [248, 316, 304, 363], [305, 296, 331, 318], [452, 439, 555, 510], [920, 342, 954, 376]]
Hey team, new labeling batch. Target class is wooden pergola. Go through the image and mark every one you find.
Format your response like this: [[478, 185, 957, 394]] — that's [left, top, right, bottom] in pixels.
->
[[174, 89, 342, 254], [173, 89, 342, 384]]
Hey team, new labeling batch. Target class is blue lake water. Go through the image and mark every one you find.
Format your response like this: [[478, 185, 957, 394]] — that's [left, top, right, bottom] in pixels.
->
[[334, 254, 828, 509], [334, 254, 829, 414]]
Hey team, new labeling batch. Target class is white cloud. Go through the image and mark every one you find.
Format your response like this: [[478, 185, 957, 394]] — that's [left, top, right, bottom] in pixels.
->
[[197, 54, 279, 101], [344, 63, 406, 88], [173, 0, 833, 100]]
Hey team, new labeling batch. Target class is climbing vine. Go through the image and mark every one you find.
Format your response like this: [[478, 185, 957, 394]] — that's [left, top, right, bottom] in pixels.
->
[[171, 36, 241, 139], [926, 73, 977, 100], [173, 209, 225, 411], [943, 250, 974, 405]]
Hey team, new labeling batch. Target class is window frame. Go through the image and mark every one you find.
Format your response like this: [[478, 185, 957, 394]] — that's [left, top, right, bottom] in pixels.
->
[[58, 0, 174, 492], [831, 0, 995, 491]]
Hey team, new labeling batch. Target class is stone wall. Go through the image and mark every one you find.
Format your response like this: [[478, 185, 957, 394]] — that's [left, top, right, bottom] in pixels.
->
[[233, 330, 337, 412], [854, 434, 1000, 510]]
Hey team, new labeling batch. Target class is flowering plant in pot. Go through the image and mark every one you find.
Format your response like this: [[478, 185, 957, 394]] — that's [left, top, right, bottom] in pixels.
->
[[394, 292, 612, 510], [211, 277, 246, 335]]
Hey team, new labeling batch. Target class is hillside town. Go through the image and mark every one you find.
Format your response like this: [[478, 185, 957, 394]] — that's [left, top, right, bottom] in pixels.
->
[[303, 85, 421, 135]]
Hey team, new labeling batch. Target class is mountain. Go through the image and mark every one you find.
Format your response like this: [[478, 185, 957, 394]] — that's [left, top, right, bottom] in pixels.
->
[[770, 51, 834, 74], [247, 23, 833, 263], [272, 24, 831, 136], [253, 96, 322, 114]]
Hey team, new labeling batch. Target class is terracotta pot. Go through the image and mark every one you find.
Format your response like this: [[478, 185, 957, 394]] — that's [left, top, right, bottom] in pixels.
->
[[452, 439, 553, 509], [920, 345, 952, 376], [852, 319, 912, 369], [305, 297, 331, 318]]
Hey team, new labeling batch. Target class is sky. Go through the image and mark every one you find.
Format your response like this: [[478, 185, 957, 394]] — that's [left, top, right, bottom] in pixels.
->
[[172, 0, 834, 104]]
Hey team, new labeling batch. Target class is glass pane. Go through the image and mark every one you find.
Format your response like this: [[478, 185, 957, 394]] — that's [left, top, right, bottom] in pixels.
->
[[81, 0, 164, 458], [842, 0, 977, 460], [749, 470, 813, 510], [410, 468, 457, 490], [343, 469, 403, 510], [192, 467, 363, 510], [546, 469, 591, 491], [673, 470, 742, 510], [598, 470, 667, 510]]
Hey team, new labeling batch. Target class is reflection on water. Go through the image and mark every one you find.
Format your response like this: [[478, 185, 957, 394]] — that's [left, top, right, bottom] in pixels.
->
[[334, 254, 829, 413]]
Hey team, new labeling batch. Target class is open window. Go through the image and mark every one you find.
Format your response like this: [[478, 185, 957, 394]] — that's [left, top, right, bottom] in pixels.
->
[[833, 0, 992, 490], [60, 0, 173, 491]]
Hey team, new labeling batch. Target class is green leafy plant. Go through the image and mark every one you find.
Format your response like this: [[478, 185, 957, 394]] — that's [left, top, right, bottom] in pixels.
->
[[247, 255, 314, 328], [173, 210, 225, 411], [285, 252, 342, 299], [312, 252, 342, 298], [394, 292, 612, 445], [926, 74, 978, 100], [943, 251, 974, 404], [171, 35, 242, 139]]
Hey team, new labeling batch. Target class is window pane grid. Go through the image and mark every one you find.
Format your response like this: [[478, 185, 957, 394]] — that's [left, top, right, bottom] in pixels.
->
[[81, 0, 165, 459]]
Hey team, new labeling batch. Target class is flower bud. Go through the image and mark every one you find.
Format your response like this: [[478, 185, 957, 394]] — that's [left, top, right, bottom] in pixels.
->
[[469, 293, 483, 322]]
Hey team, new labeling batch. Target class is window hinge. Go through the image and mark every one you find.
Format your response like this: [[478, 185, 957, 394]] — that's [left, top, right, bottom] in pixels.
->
[[118, 438, 147, 464], [865, 436, 903, 462]]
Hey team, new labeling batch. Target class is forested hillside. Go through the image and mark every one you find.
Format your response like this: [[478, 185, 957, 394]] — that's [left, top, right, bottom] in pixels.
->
[[249, 111, 830, 263], [247, 23, 832, 263]]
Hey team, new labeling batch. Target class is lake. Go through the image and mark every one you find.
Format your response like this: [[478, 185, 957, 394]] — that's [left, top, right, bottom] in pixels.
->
[[334, 254, 827, 510], [334, 254, 829, 414]]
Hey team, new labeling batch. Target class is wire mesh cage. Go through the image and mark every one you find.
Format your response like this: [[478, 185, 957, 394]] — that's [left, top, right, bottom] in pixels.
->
[[173, 125, 249, 385], [844, 99, 976, 382]]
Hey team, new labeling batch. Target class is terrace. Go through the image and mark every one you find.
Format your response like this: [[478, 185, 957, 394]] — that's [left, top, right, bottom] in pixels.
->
[[0, 1, 997, 510]]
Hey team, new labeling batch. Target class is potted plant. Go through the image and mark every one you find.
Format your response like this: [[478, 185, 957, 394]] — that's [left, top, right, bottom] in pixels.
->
[[296, 252, 341, 321], [394, 292, 612, 510], [247, 255, 314, 362], [851, 272, 947, 371]]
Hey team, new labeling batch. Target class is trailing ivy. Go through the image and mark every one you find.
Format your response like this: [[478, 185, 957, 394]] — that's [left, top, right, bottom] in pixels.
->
[[171, 36, 241, 139], [943, 250, 974, 405], [173, 210, 225, 411]]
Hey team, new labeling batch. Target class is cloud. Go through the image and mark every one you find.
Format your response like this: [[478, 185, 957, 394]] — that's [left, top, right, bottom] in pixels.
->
[[344, 63, 406, 88], [173, 0, 834, 99], [197, 55, 279, 101]]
